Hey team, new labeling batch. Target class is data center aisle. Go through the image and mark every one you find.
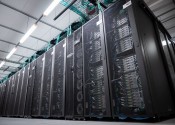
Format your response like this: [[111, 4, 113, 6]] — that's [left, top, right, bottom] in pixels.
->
[[0, 117, 175, 125]]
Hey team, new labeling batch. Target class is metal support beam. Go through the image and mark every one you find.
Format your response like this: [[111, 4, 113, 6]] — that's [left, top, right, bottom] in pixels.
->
[[161, 15, 175, 23], [4, 65, 18, 69], [0, 49, 28, 58], [167, 25, 175, 30], [0, 24, 48, 43], [152, 2, 172, 12], [0, 68, 17, 72], [0, 58, 22, 65], [0, 39, 37, 51], [0, 1, 63, 31], [157, 8, 175, 18]]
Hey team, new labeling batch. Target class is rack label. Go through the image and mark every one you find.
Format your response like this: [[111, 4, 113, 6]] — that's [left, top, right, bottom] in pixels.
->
[[123, 1, 132, 9]]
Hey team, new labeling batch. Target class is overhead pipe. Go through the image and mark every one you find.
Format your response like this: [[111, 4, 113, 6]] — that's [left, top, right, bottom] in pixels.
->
[[54, 0, 78, 21]]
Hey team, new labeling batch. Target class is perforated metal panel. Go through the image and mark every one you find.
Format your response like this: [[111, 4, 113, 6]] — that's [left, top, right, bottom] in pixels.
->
[[14, 68, 25, 116], [0, 83, 6, 116], [50, 39, 66, 117], [40, 48, 54, 117], [25, 60, 36, 116], [82, 15, 111, 117], [18, 65, 30, 116], [6, 76, 14, 116], [73, 28, 84, 117], [65, 35, 74, 118], [32, 54, 44, 116], [7, 75, 17, 116], [13, 71, 20, 116], [103, 1, 145, 116]]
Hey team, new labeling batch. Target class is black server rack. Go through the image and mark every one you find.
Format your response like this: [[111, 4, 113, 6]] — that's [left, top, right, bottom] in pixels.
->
[[0, 83, 6, 116], [13, 71, 20, 116], [65, 35, 74, 119], [11, 74, 19, 116], [50, 39, 66, 118], [103, 0, 174, 118], [82, 15, 111, 118], [25, 60, 36, 117], [73, 28, 84, 118], [0, 84, 2, 115], [14, 69, 24, 116], [6, 77, 14, 116], [18, 65, 30, 116], [31, 54, 44, 117], [2, 79, 11, 116], [7, 75, 17, 116], [40, 48, 54, 117]]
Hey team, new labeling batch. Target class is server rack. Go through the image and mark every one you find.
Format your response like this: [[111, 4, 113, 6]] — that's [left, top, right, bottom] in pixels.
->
[[65, 36, 74, 119], [7, 75, 17, 116], [13, 71, 20, 116], [82, 15, 111, 118], [103, 0, 174, 118], [50, 39, 66, 118], [25, 61, 36, 117], [73, 28, 84, 118], [40, 48, 54, 117], [31, 54, 44, 117], [0, 84, 2, 115], [14, 68, 24, 116], [18, 65, 30, 116], [6, 77, 14, 116], [0, 83, 6, 116], [2, 79, 11, 116], [11, 74, 19, 116]]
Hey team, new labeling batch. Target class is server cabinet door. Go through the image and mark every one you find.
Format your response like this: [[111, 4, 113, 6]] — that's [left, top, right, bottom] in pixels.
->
[[1, 83, 6, 116], [73, 28, 84, 118], [0, 84, 4, 115], [3, 79, 12, 116], [11, 74, 18, 116], [40, 48, 54, 117], [18, 65, 30, 116], [13, 71, 20, 116], [82, 15, 111, 117], [25, 61, 36, 116], [6, 77, 14, 116], [103, 1, 146, 117], [65, 35, 74, 118], [14, 69, 24, 116], [0, 84, 2, 115], [50, 39, 66, 117], [32, 54, 44, 116], [8, 75, 17, 116]]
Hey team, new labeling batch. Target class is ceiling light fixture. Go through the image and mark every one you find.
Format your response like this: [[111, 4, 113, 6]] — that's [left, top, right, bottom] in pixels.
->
[[43, 0, 61, 16], [0, 61, 5, 68], [20, 24, 38, 43], [6, 47, 17, 59]]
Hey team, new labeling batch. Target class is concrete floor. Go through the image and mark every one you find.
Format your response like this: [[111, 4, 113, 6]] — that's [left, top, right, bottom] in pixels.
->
[[0, 117, 175, 125]]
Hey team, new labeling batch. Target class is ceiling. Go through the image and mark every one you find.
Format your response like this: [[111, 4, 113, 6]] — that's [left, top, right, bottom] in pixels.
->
[[0, 0, 174, 80], [145, 0, 175, 37]]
